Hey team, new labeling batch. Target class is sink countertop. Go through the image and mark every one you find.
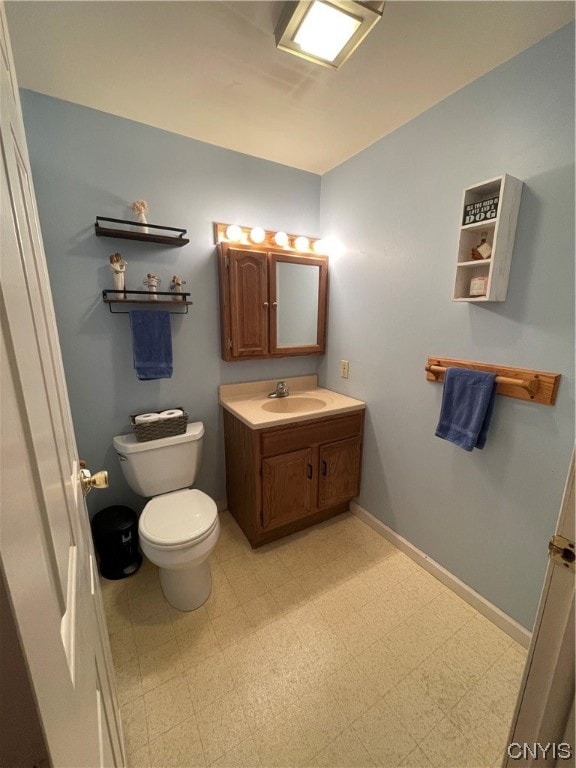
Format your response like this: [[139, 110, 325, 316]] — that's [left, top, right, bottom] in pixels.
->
[[219, 375, 365, 429]]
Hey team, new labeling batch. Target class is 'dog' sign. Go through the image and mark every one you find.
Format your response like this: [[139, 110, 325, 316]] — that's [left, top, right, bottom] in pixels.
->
[[463, 197, 499, 225]]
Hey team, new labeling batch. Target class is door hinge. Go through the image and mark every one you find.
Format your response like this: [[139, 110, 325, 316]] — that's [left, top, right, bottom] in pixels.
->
[[548, 535, 575, 571]]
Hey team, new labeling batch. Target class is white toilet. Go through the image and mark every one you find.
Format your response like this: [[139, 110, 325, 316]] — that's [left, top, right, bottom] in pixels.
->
[[112, 422, 219, 611]]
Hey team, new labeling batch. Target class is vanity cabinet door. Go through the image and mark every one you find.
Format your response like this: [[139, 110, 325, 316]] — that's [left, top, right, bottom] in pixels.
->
[[318, 436, 362, 510], [227, 249, 269, 358], [261, 448, 314, 530]]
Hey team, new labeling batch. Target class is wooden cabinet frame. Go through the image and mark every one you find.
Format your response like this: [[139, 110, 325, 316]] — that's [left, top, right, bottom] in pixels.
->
[[217, 243, 328, 361]]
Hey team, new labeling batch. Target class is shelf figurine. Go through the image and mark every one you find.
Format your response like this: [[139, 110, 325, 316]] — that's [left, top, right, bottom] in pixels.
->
[[170, 275, 187, 301], [144, 273, 160, 300], [131, 200, 149, 234], [109, 252, 127, 296], [470, 231, 492, 261]]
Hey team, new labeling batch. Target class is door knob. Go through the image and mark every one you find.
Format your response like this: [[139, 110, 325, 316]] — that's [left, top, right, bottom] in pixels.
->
[[79, 468, 109, 496]]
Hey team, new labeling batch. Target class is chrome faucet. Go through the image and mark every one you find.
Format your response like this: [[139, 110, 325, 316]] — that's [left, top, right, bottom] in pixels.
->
[[268, 381, 289, 398]]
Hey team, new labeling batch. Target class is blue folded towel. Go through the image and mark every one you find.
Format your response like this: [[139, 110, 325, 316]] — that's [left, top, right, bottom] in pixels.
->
[[129, 310, 173, 380], [435, 367, 497, 451]]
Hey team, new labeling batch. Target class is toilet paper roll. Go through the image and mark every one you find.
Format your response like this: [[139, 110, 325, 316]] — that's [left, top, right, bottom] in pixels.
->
[[159, 409, 184, 420], [134, 412, 161, 424]]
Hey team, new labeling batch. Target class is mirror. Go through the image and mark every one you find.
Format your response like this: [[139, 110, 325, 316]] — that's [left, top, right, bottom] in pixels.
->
[[217, 244, 328, 361], [275, 261, 320, 347]]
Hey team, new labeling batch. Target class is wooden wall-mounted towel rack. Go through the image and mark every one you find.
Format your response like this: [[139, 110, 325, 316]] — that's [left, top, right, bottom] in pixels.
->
[[425, 357, 561, 406]]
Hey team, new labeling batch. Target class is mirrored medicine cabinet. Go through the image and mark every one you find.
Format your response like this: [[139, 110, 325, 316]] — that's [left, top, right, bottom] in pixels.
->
[[217, 243, 328, 361]]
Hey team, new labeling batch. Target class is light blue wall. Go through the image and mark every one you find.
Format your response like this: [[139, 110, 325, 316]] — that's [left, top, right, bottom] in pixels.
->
[[21, 23, 574, 629], [20, 91, 322, 516], [319, 23, 575, 629]]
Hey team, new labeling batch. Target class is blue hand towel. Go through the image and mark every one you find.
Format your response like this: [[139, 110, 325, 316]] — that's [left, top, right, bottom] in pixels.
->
[[129, 310, 173, 380], [435, 367, 497, 451]]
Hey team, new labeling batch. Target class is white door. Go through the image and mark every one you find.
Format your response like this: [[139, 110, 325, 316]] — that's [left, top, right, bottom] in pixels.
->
[[504, 450, 575, 767], [0, 5, 124, 767]]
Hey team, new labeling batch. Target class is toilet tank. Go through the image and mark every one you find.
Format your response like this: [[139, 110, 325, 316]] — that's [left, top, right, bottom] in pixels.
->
[[113, 422, 204, 497]]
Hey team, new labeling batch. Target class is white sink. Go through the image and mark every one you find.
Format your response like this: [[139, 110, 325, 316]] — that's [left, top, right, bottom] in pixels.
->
[[261, 396, 327, 414]]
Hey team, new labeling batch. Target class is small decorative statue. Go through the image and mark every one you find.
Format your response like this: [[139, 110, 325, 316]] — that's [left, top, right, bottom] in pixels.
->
[[109, 252, 127, 295], [144, 273, 160, 300], [470, 231, 492, 261], [169, 275, 187, 301], [131, 200, 149, 233]]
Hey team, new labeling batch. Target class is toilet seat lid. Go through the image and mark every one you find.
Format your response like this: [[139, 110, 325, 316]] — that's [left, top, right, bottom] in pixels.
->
[[139, 489, 217, 547]]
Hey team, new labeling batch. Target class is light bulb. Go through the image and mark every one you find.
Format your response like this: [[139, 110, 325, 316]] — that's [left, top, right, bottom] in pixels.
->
[[324, 236, 344, 257], [250, 226, 266, 244], [274, 231, 289, 247], [295, 236, 309, 251], [225, 224, 242, 241], [312, 239, 327, 255]]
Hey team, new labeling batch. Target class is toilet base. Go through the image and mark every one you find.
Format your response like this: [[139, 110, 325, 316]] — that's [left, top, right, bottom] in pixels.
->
[[159, 560, 212, 612]]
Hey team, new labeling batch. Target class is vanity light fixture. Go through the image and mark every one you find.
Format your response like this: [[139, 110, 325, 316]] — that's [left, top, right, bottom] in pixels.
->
[[275, 0, 385, 69], [215, 222, 321, 253], [214, 222, 344, 256]]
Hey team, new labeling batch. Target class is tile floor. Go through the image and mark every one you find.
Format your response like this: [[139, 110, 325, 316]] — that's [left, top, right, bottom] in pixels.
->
[[101, 511, 527, 768]]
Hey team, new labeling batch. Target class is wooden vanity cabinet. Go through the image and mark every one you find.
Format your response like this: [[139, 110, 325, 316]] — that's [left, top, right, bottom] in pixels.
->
[[223, 409, 364, 547]]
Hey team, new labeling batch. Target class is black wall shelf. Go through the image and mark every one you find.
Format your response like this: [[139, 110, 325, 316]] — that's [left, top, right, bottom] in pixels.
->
[[103, 289, 192, 314], [95, 217, 189, 246]]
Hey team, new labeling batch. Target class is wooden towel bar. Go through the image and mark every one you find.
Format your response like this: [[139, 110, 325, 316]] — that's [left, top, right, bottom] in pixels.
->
[[425, 357, 561, 406]]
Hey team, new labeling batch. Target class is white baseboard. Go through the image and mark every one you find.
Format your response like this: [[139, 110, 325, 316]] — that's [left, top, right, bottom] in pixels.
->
[[351, 502, 531, 649]]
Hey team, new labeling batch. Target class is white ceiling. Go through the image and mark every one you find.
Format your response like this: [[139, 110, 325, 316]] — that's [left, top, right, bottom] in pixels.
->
[[6, 1, 574, 174]]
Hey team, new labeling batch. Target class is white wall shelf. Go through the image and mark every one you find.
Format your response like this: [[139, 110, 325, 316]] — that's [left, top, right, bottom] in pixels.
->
[[453, 174, 523, 302]]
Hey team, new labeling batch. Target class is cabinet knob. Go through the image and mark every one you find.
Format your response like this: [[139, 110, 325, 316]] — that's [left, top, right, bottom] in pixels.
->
[[263, 301, 269, 307], [272, 301, 278, 308]]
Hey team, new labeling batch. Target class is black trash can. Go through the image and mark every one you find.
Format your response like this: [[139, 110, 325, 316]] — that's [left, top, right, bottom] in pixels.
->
[[91, 506, 142, 580]]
